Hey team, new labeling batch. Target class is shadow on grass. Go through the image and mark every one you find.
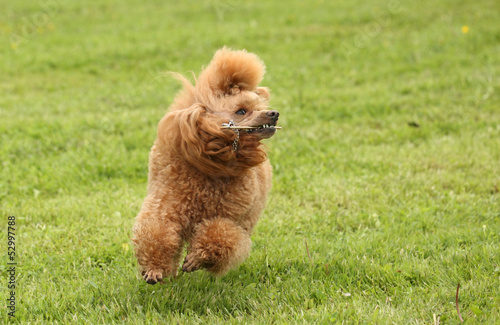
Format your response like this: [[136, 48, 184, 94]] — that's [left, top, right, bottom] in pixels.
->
[[138, 268, 278, 316], [114, 261, 321, 318]]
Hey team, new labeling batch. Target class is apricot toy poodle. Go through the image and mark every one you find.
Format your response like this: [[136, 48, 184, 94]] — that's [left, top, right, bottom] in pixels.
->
[[132, 47, 280, 284]]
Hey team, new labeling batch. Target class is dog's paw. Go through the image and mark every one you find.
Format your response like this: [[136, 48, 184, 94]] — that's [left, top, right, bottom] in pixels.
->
[[141, 269, 164, 285], [182, 253, 204, 273]]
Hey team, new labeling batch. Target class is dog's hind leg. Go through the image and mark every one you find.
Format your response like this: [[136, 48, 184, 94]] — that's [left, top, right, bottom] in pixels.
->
[[182, 218, 251, 276], [132, 215, 183, 284]]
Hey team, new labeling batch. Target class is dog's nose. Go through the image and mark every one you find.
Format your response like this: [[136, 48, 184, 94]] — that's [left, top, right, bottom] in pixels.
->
[[266, 110, 279, 121]]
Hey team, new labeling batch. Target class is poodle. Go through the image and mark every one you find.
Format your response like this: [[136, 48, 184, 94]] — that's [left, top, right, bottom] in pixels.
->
[[132, 47, 280, 284]]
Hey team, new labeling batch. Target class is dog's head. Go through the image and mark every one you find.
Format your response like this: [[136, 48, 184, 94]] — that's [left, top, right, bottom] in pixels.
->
[[157, 47, 280, 177]]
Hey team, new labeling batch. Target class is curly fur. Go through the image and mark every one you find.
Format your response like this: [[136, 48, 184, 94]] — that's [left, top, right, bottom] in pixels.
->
[[132, 47, 279, 283]]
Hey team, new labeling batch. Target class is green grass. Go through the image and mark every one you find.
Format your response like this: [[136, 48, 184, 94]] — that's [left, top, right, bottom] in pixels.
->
[[1, 0, 500, 323]]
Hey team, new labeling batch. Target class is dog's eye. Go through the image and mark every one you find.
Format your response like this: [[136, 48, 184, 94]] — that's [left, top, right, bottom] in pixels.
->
[[235, 109, 246, 115]]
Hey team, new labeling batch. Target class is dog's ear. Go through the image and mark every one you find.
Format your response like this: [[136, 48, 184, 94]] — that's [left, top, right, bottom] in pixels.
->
[[197, 47, 266, 96], [158, 104, 204, 148], [255, 87, 271, 101], [157, 104, 239, 175]]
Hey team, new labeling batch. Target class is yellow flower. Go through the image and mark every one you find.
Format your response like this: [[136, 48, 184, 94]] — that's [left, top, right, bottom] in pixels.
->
[[461, 25, 469, 34], [122, 243, 130, 252]]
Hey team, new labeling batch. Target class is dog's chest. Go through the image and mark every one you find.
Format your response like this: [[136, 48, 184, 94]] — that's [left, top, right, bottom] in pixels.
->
[[171, 173, 257, 223]]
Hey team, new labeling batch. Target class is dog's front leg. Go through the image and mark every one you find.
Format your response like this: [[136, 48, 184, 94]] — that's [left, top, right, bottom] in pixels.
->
[[132, 211, 183, 284], [182, 218, 251, 276]]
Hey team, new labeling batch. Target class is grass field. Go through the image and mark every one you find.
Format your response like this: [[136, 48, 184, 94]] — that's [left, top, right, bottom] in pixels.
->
[[1, 0, 499, 323]]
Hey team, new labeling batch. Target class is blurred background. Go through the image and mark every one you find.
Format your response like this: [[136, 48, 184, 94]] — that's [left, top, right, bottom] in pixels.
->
[[1, 0, 499, 323]]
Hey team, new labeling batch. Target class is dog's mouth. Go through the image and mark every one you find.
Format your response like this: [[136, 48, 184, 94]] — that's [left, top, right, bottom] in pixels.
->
[[245, 122, 278, 139], [246, 123, 277, 132], [221, 120, 280, 140]]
